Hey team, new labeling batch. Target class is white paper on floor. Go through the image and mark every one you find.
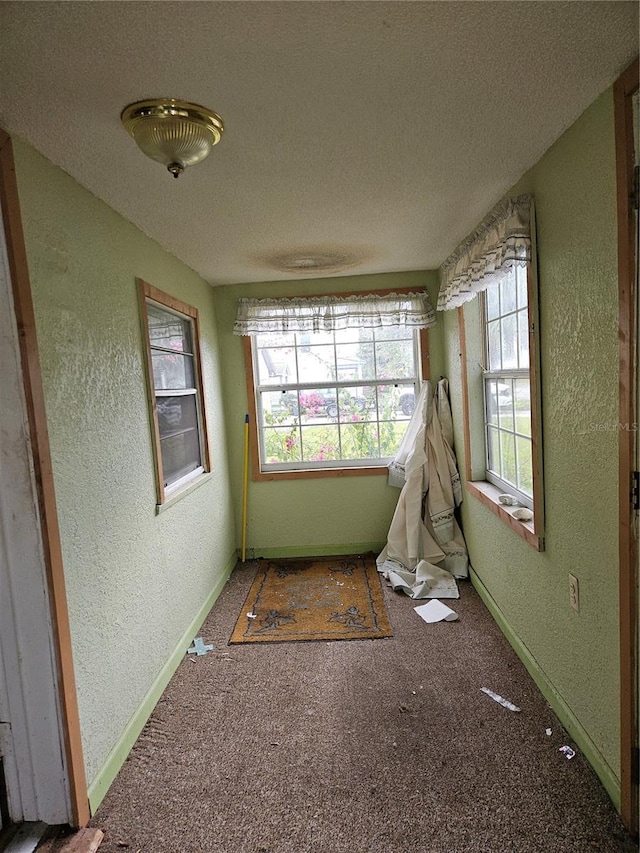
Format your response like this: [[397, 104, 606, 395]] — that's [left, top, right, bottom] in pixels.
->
[[414, 599, 459, 623], [480, 687, 521, 712]]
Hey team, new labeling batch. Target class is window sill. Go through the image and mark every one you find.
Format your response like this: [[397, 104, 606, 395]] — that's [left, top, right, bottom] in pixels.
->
[[156, 471, 212, 513], [253, 465, 388, 482], [465, 480, 544, 551]]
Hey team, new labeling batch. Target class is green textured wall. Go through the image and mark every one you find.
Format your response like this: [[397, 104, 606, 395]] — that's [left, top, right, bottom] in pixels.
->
[[214, 271, 442, 556], [443, 90, 621, 793], [13, 140, 237, 790]]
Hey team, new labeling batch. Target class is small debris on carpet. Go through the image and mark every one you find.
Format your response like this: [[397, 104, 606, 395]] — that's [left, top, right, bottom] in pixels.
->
[[480, 687, 521, 712], [546, 728, 553, 736], [559, 745, 576, 759], [186, 637, 213, 656]]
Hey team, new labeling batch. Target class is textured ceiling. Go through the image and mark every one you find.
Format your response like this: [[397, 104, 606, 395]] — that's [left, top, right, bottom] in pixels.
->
[[0, 1, 637, 286]]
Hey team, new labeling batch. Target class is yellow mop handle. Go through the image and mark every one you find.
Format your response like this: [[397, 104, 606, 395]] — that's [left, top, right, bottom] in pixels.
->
[[241, 414, 249, 562]]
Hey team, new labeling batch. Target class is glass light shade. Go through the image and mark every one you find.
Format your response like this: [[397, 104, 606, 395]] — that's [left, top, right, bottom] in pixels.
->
[[121, 99, 224, 177]]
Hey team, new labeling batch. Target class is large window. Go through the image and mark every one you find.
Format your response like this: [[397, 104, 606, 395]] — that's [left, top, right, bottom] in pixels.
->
[[482, 263, 532, 507], [236, 290, 434, 479], [439, 194, 543, 549], [138, 279, 210, 504], [252, 326, 421, 472]]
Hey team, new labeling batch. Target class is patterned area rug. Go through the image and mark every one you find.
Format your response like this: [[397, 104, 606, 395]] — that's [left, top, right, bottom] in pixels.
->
[[229, 554, 393, 644]]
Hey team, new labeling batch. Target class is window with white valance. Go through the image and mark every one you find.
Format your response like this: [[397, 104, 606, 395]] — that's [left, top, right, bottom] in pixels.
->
[[443, 193, 543, 548], [236, 290, 434, 478], [437, 194, 533, 311], [233, 291, 436, 335]]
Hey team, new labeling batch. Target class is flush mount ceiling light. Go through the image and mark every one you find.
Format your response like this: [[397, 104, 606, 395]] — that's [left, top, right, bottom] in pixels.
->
[[261, 248, 373, 275], [121, 99, 224, 179]]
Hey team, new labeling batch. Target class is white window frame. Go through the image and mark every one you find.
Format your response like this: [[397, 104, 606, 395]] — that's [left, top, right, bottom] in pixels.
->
[[241, 292, 431, 481], [456, 211, 544, 550], [480, 264, 533, 509], [250, 328, 423, 474], [138, 279, 210, 505]]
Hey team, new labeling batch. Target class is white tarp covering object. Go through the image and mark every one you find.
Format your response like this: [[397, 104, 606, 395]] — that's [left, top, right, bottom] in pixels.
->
[[377, 378, 468, 599]]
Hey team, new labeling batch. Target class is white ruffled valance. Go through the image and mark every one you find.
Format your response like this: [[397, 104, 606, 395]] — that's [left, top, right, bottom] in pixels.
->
[[437, 194, 533, 311], [233, 291, 436, 335]]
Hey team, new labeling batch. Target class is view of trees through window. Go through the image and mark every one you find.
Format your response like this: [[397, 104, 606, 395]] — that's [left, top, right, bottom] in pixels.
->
[[252, 326, 421, 470]]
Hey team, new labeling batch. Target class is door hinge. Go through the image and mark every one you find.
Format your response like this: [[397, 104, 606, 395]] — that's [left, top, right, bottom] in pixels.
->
[[632, 470, 640, 512]]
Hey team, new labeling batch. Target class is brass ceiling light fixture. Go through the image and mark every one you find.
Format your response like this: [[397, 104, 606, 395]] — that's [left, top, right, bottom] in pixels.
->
[[121, 99, 224, 179]]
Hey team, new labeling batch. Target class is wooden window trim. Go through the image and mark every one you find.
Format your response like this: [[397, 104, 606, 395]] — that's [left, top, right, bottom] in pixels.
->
[[137, 279, 211, 506], [241, 286, 430, 482], [458, 242, 544, 551]]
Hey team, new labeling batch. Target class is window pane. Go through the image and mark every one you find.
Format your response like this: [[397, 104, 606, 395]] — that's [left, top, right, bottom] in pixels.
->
[[487, 425, 500, 474], [157, 394, 201, 485], [260, 391, 299, 426], [255, 345, 295, 385], [342, 385, 375, 418], [486, 286, 500, 321], [487, 320, 501, 370], [341, 422, 380, 459], [517, 309, 530, 368], [377, 417, 404, 457], [337, 342, 373, 381], [156, 394, 197, 437], [500, 271, 517, 315], [375, 338, 415, 380], [496, 380, 514, 431], [300, 424, 341, 462], [514, 378, 531, 437], [151, 352, 194, 390], [516, 436, 533, 497], [516, 264, 528, 310], [261, 425, 302, 463], [500, 314, 518, 369], [298, 344, 335, 384], [485, 379, 498, 426], [500, 431, 517, 487], [395, 385, 416, 419], [147, 302, 193, 353]]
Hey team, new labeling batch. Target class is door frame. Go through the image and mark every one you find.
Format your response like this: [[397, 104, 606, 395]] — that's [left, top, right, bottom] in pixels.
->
[[615, 56, 639, 837], [0, 129, 89, 827]]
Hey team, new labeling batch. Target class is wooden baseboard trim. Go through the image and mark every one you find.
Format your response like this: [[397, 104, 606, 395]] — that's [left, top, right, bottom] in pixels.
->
[[471, 568, 621, 809], [86, 551, 237, 813]]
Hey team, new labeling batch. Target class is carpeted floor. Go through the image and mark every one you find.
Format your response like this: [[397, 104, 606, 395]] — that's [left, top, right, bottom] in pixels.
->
[[85, 559, 635, 853]]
